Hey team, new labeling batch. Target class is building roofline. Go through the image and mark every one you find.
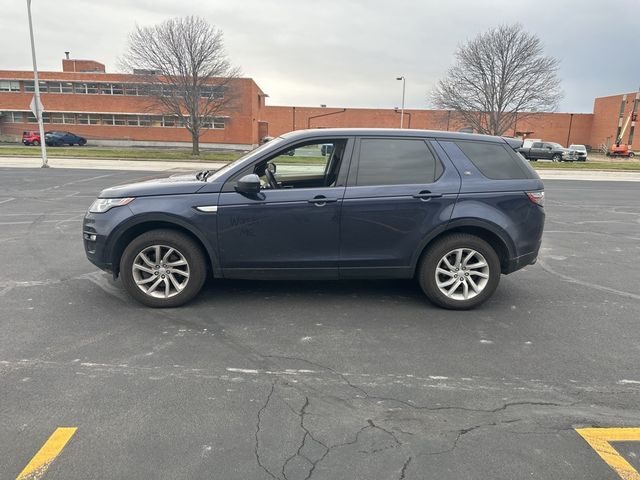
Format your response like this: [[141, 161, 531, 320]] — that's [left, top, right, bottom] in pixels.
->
[[0, 70, 259, 84]]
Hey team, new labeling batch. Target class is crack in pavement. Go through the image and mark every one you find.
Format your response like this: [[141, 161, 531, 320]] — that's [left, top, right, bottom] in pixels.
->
[[262, 354, 578, 414], [255, 382, 279, 479], [398, 456, 412, 480]]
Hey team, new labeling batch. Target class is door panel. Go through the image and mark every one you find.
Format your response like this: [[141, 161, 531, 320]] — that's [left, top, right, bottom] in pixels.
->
[[218, 187, 344, 275], [339, 138, 461, 274]]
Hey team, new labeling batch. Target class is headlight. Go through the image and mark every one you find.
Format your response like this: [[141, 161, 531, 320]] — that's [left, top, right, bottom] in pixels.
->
[[88, 197, 134, 213]]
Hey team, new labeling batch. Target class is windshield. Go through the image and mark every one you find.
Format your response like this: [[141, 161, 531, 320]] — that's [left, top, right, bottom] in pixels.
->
[[205, 136, 287, 182]]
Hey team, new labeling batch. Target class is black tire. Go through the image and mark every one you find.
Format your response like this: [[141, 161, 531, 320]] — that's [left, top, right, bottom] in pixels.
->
[[418, 234, 501, 310], [120, 229, 207, 307], [629, 152, 635, 158], [552, 154, 562, 162], [33, 140, 40, 146], [79, 139, 87, 146]]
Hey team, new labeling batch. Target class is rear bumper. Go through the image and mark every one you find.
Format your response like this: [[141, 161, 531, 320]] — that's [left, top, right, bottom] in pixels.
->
[[504, 245, 540, 274]]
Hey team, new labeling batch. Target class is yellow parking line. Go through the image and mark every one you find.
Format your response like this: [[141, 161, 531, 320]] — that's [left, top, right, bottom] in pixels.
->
[[16, 427, 77, 480], [576, 428, 640, 480]]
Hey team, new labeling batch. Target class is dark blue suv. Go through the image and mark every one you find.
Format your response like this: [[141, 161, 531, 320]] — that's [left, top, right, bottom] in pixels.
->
[[83, 128, 545, 310]]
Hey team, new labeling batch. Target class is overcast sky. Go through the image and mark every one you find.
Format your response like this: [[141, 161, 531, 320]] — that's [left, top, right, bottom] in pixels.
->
[[3, 0, 638, 113]]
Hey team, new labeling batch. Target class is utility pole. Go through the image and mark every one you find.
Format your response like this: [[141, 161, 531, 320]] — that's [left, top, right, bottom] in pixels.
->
[[396, 76, 405, 128], [26, 0, 48, 168]]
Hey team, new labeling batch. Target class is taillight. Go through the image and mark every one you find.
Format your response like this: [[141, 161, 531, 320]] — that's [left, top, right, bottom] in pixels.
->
[[526, 191, 544, 207]]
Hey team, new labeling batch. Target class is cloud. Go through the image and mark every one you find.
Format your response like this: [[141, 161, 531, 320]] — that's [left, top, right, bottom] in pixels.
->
[[3, 0, 638, 112]]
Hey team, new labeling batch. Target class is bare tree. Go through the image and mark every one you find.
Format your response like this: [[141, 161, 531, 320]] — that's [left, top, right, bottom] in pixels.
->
[[431, 24, 562, 136], [121, 16, 240, 154]]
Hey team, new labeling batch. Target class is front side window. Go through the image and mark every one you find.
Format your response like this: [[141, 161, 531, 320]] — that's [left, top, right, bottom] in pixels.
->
[[356, 138, 439, 186], [226, 139, 349, 191]]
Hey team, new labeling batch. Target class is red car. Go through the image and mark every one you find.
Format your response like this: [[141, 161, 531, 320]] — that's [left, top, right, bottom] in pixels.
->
[[22, 131, 41, 146]]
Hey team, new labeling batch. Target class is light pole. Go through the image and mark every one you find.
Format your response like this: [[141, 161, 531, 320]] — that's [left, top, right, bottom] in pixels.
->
[[396, 76, 405, 128], [26, 0, 48, 168]]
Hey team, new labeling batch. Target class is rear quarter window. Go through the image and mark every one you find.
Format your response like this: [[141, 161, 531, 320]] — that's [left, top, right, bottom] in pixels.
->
[[455, 141, 534, 180]]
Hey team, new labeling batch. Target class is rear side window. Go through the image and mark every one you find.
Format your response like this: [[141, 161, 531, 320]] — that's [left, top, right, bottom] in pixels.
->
[[455, 141, 532, 180], [356, 138, 440, 186]]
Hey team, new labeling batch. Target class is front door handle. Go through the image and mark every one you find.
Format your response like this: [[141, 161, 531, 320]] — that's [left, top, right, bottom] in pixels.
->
[[308, 195, 338, 206], [412, 191, 443, 200]]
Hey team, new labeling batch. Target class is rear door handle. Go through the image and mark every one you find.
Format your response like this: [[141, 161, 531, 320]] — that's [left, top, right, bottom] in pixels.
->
[[412, 191, 443, 200], [308, 195, 338, 206]]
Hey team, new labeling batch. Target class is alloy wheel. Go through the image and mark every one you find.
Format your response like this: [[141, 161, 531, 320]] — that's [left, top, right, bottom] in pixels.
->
[[435, 248, 490, 301], [131, 244, 190, 299]]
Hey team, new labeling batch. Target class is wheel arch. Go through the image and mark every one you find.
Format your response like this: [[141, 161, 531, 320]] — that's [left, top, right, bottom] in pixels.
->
[[106, 213, 221, 279], [412, 219, 515, 275]]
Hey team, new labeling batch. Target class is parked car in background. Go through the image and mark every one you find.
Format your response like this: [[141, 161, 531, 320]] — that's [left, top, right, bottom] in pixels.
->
[[22, 131, 42, 146], [569, 144, 588, 161], [517, 141, 578, 162], [321, 143, 334, 156], [83, 128, 545, 311], [45, 131, 87, 146]]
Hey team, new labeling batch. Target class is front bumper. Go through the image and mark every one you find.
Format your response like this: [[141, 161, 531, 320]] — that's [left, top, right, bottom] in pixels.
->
[[82, 205, 135, 276]]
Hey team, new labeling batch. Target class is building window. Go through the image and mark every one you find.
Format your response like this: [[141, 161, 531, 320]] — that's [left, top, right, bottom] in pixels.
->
[[62, 113, 76, 124], [50, 112, 64, 123], [4, 111, 25, 122], [100, 84, 112, 95], [161, 85, 175, 96], [112, 84, 124, 95], [202, 117, 226, 129], [126, 116, 139, 126], [27, 113, 37, 123], [200, 85, 224, 99], [47, 82, 63, 93], [24, 81, 47, 93], [138, 116, 151, 127], [42, 113, 51, 124], [61, 82, 74, 93], [0, 80, 20, 92], [149, 116, 163, 127], [78, 114, 100, 125], [102, 114, 114, 125], [124, 84, 139, 96], [162, 116, 176, 127], [113, 115, 127, 126]]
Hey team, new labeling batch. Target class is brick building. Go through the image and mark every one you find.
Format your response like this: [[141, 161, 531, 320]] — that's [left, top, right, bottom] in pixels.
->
[[0, 57, 637, 151], [0, 57, 268, 149]]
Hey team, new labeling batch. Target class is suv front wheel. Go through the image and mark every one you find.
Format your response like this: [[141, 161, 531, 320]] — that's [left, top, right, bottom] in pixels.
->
[[418, 234, 501, 310], [120, 229, 206, 307]]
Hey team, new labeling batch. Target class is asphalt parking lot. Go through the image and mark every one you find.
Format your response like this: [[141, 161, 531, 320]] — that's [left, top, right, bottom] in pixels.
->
[[1, 167, 640, 479]]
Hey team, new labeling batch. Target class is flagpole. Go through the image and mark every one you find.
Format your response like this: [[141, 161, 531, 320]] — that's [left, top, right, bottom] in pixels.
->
[[26, 0, 48, 168]]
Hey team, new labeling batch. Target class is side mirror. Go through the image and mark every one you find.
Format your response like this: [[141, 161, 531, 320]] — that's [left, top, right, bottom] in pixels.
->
[[235, 174, 261, 195]]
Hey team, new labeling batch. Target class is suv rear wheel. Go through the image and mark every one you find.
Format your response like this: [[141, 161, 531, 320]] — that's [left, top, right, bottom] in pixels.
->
[[418, 234, 501, 310], [120, 229, 206, 307]]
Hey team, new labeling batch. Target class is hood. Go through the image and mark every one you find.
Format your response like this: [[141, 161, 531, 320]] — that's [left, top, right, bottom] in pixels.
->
[[99, 172, 207, 198]]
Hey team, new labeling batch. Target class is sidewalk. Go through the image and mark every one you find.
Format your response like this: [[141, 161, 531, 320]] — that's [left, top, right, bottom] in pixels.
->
[[2, 156, 640, 181], [0, 156, 225, 172]]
